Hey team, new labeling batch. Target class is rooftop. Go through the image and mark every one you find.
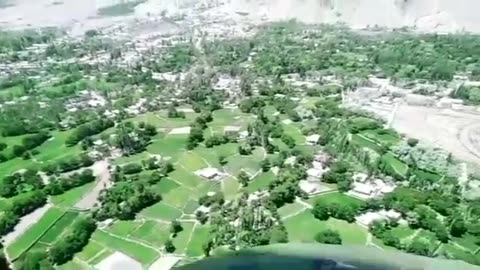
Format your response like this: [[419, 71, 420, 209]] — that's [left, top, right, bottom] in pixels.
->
[[95, 252, 142, 270]]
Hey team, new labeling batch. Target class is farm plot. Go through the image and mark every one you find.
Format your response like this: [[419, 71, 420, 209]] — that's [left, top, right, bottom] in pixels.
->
[[278, 202, 307, 218], [172, 222, 195, 254], [106, 220, 143, 236], [284, 210, 367, 244], [38, 211, 79, 244], [147, 134, 188, 161], [128, 220, 171, 247], [246, 171, 276, 193], [381, 152, 408, 177], [307, 192, 364, 208], [282, 124, 305, 145], [168, 168, 203, 188], [51, 182, 95, 207], [92, 230, 160, 265], [186, 225, 211, 257], [162, 186, 196, 209], [177, 151, 209, 171], [7, 207, 65, 260], [34, 130, 82, 162], [222, 177, 240, 200], [225, 148, 265, 176], [151, 178, 180, 195], [140, 201, 183, 221], [284, 210, 328, 242], [77, 241, 106, 262]]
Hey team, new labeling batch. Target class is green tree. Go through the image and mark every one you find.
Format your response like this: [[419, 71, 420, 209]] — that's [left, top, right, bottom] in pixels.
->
[[314, 229, 342, 244], [450, 219, 467, 237], [312, 200, 330, 220], [165, 239, 176, 253], [238, 171, 250, 186], [17, 251, 53, 270], [270, 226, 288, 244], [170, 220, 183, 236], [407, 240, 430, 256]]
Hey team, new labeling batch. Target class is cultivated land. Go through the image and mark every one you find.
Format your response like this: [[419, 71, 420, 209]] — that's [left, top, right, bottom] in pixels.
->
[[1, 8, 480, 269]]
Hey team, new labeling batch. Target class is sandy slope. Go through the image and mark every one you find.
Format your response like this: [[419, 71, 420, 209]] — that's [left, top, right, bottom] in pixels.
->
[[223, 0, 480, 32], [1, 0, 480, 33]]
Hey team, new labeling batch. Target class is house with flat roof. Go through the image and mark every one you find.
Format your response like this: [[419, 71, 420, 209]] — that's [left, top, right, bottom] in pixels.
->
[[306, 134, 320, 145], [195, 167, 224, 181]]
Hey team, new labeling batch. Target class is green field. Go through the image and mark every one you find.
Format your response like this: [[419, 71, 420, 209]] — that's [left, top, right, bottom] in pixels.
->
[[140, 201, 183, 220], [7, 207, 65, 259], [77, 241, 106, 262], [169, 167, 204, 188], [129, 220, 171, 247], [278, 202, 306, 218], [282, 124, 305, 145], [112, 152, 150, 165], [147, 134, 188, 162], [351, 134, 383, 152], [413, 230, 441, 254], [162, 186, 195, 209], [92, 230, 160, 265], [412, 168, 442, 183], [361, 129, 400, 145], [183, 199, 200, 215], [284, 210, 328, 242], [284, 210, 367, 244], [225, 148, 265, 176], [439, 244, 480, 265], [56, 259, 90, 270], [88, 249, 113, 265], [172, 222, 195, 254], [246, 171, 276, 193], [106, 220, 143, 236], [39, 211, 79, 243], [35, 130, 82, 162], [307, 192, 364, 208], [186, 225, 211, 257], [151, 177, 181, 195], [178, 151, 209, 171], [453, 234, 480, 252], [0, 157, 37, 179], [51, 182, 95, 207], [382, 152, 408, 177], [222, 177, 240, 200], [390, 226, 416, 240]]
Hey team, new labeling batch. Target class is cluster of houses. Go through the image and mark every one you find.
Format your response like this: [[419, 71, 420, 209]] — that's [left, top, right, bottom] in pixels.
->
[[347, 173, 396, 200], [299, 150, 333, 195]]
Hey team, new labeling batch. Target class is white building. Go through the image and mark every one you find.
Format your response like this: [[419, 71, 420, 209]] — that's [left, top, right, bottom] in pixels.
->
[[306, 134, 320, 145], [95, 252, 142, 270], [356, 209, 402, 227], [307, 168, 325, 181], [348, 177, 396, 200], [195, 167, 224, 181], [148, 256, 181, 270]]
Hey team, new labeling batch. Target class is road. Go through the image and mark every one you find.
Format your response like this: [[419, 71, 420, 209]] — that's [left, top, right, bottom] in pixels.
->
[[74, 160, 112, 210]]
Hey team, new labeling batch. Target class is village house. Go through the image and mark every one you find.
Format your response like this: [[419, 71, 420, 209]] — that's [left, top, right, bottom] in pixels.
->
[[305, 134, 320, 145], [348, 175, 396, 200], [355, 209, 403, 227], [195, 167, 224, 181]]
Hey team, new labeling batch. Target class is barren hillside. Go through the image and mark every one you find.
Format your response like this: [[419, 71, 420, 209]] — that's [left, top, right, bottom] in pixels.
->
[[223, 0, 480, 32], [1, 0, 480, 33]]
